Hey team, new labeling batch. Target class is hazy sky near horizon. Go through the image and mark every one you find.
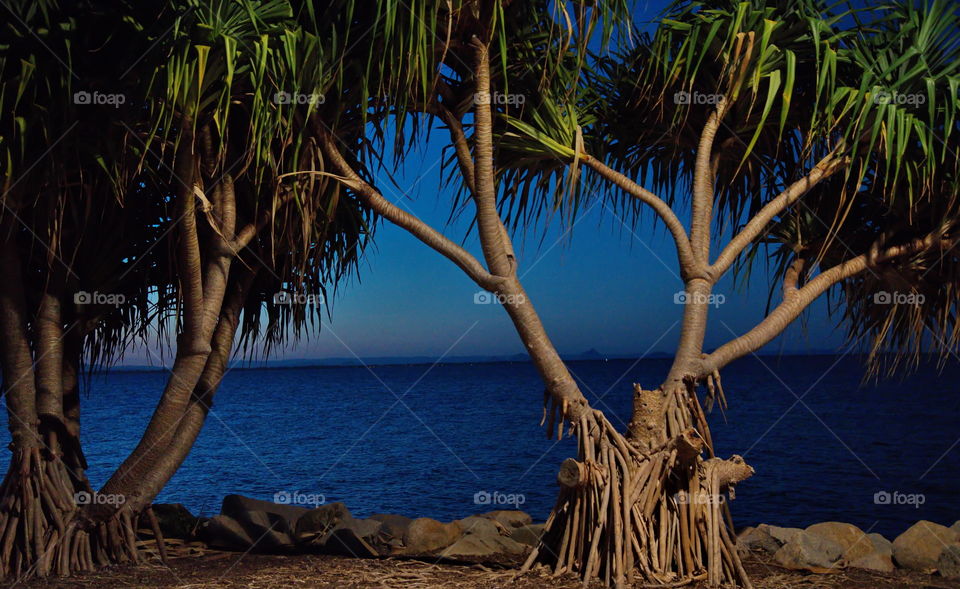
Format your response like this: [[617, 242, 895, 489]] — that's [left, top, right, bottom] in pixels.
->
[[122, 0, 865, 368]]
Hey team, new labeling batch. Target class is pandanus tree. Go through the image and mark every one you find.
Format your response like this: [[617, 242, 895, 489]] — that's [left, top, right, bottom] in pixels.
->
[[0, 0, 368, 577], [313, 0, 960, 587], [496, 0, 960, 586]]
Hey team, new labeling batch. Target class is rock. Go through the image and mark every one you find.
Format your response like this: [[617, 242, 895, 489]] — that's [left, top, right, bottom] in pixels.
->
[[868, 532, 893, 556], [938, 545, 960, 579], [295, 504, 383, 555], [197, 515, 254, 551], [140, 504, 197, 540], [234, 510, 297, 551], [402, 518, 463, 554], [757, 523, 803, 547], [893, 520, 960, 572], [483, 510, 532, 528], [773, 531, 844, 572], [441, 531, 526, 559], [806, 522, 874, 562], [221, 494, 308, 524], [369, 513, 413, 539], [456, 516, 503, 537], [294, 502, 352, 544], [510, 524, 545, 547], [952, 521, 960, 536], [324, 527, 379, 558], [848, 551, 895, 573], [737, 526, 780, 554]]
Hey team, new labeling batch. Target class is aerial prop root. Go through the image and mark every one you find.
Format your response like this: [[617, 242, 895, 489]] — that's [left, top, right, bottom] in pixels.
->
[[522, 408, 753, 588]]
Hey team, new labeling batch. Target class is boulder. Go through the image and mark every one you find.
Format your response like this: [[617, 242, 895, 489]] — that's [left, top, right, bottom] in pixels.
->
[[849, 532, 896, 571], [441, 530, 526, 559], [197, 515, 254, 551], [402, 518, 463, 554], [233, 510, 297, 551], [294, 502, 352, 544], [483, 510, 532, 528], [952, 521, 960, 536], [773, 531, 844, 572], [456, 516, 503, 537], [757, 524, 803, 547], [295, 503, 383, 555], [868, 532, 893, 555], [140, 504, 197, 540], [737, 526, 780, 554], [806, 522, 874, 562], [369, 513, 413, 539], [324, 527, 380, 558], [938, 545, 960, 579], [893, 520, 960, 572], [848, 551, 895, 573], [221, 494, 308, 524], [510, 524, 545, 547]]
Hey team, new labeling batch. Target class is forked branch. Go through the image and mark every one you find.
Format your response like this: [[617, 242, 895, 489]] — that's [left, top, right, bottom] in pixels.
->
[[703, 234, 954, 372]]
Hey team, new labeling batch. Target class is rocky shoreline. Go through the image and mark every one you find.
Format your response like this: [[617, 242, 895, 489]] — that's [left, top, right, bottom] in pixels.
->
[[141, 495, 960, 583]]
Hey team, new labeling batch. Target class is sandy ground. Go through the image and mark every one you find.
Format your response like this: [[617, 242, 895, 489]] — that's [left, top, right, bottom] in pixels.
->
[[11, 548, 960, 589]]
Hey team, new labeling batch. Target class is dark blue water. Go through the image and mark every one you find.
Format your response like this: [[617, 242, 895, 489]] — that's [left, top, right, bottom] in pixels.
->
[[18, 356, 960, 541]]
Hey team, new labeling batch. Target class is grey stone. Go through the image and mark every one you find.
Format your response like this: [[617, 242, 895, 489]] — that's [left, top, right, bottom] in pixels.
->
[[440, 531, 526, 559], [938, 544, 960, 579], [868, 532, 893, 556], [197, 515, 254, 551], [294, 502, 352, 543], [369, 513, 413, 539], [773, 531, 844, 571], [221, 494, 308, 524], [510, 524, 545, 547], [456, 516, 503, 537], [402, 518, 463, 554], [239, 510, 297, 550], [324, 526, 379, 558], [737, 526, 780, 554], [757, 523, 803, 547], [806, 522, 874, 563], [893, 520, 960, 572], [483, 510, 532, 528], [140, 504, 197, 540], [848, 551, 895, 573]]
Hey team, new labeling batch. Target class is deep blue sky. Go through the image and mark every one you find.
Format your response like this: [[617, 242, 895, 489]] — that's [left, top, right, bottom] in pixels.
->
[[121, 0, 861, 367]]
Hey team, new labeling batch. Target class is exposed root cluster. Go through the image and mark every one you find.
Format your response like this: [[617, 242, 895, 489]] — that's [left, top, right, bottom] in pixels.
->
[[526, 384, 753, 588], [0, 448, 141, 578]]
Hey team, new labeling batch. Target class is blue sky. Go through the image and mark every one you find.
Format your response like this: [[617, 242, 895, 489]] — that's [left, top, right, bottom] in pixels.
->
[[119, 0, 859, 367]]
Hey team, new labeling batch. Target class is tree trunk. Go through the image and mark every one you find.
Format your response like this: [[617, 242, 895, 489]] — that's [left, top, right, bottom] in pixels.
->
[[0, 222, 138, 578], [523, 278, 753, 587]]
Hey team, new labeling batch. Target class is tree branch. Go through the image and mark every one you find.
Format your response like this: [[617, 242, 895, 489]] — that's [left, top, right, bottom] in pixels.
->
[[314, 123, 499, 290], [582, 155, 698, 277], [702, 234, 952, 372], [469, 37, 512, 277], [690, 101, 727, 264], [710, 153, 847, 279]]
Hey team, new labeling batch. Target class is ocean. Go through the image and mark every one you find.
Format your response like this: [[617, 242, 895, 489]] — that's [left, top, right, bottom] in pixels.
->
[[19, 355, 960, 541]]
